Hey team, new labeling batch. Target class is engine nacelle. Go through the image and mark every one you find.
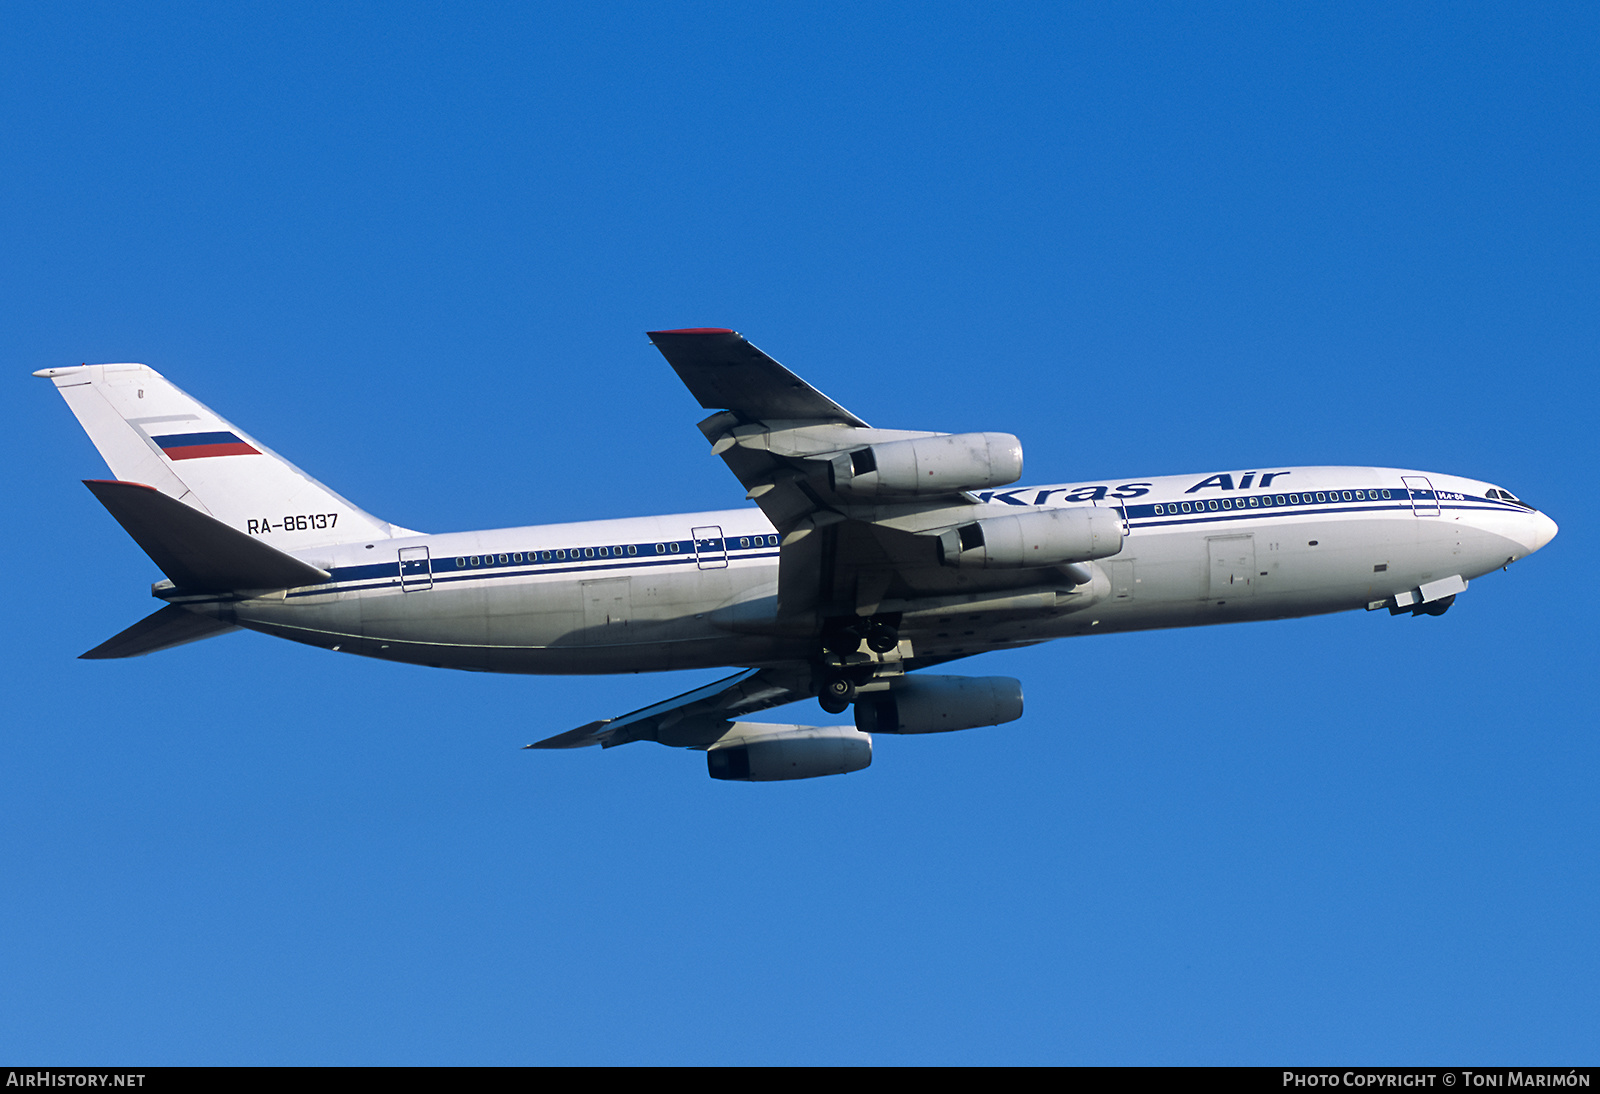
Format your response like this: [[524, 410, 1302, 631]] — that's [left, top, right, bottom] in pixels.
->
[[853, 675, 1024, 735], [706, 724, 872, 781], [936, 507, 1123, 569], [832, 432, 1023, 497]]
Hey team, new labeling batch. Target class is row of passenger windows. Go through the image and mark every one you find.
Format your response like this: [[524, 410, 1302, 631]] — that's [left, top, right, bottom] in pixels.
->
[[451, 535, 780, 569], [1152, 489, 1394, 515]]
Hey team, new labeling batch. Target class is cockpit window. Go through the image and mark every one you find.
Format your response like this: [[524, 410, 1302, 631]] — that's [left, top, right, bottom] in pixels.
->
[[1489, 486, 1533, 509]]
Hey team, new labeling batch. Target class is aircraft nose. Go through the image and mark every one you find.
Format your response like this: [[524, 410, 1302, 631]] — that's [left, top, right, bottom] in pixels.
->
[[1524, 510, 1558, 554]]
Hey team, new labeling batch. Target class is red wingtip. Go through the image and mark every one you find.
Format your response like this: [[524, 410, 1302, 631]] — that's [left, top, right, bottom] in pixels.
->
[[647, 327, 736, 336]]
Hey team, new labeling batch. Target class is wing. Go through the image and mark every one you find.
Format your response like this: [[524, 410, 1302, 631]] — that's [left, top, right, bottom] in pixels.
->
[[647, 328, 1033, 623], [527, 665, 814, 749]]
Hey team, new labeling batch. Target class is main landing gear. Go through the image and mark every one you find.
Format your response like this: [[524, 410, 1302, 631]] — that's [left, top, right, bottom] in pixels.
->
[[818, 675, 856, 715], [816, 614, 902, 714], [821, 617, 900, 656]]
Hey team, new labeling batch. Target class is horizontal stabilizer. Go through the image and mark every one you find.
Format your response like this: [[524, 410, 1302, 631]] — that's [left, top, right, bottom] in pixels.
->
[[84, 479, 331, 592], [81, 604, 239, 659]]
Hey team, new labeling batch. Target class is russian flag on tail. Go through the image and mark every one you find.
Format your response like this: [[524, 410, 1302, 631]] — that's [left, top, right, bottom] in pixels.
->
[[151, 430, 260, 460]]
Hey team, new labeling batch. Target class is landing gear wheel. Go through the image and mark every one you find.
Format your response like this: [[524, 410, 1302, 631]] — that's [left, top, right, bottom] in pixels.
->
[[818, 675, 857, 715], [822, 627, 862, 655], [866, 622, 899, 654]]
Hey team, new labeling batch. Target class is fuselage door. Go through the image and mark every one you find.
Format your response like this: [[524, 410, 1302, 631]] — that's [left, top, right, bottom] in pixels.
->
[[399, 546, 433, 591], [1207, 535, 1255, 601], [582, 578, 632, 641], [692, 525, 729, 570], [1403, 476, 1440, 517]]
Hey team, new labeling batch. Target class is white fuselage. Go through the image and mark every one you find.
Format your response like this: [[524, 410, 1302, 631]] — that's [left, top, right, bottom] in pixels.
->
[[177, 466, 1555, 675]]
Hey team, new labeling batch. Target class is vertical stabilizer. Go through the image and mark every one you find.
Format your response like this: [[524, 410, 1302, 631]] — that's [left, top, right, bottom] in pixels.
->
[[35, 363, 415, 551]]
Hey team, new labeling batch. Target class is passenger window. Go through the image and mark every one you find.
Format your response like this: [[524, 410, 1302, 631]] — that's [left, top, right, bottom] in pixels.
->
[[455, 557, 466, 567], [655, 543, 665, 553], [1208, 500, 1218, 511], [627, 545, 637, 555], [1249, 496, 1259, 507]]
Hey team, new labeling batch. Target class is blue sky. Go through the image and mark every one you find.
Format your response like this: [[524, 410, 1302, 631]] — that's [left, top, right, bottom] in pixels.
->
[[4, 2, 1596, 1064]]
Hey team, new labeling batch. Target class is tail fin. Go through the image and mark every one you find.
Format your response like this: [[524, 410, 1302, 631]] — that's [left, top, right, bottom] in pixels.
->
[[35, 363, 415, 551]]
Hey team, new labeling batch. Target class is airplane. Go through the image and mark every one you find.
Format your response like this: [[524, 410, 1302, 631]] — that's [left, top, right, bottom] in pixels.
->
[[36, 328, 1558, 782]]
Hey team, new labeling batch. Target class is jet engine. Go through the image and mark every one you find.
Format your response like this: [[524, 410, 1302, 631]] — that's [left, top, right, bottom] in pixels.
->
[[935, 507, 1123, 569], [706, 724, 872, 782], [853, 675, 1024, 735], [832, 432, 1023, 497]]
